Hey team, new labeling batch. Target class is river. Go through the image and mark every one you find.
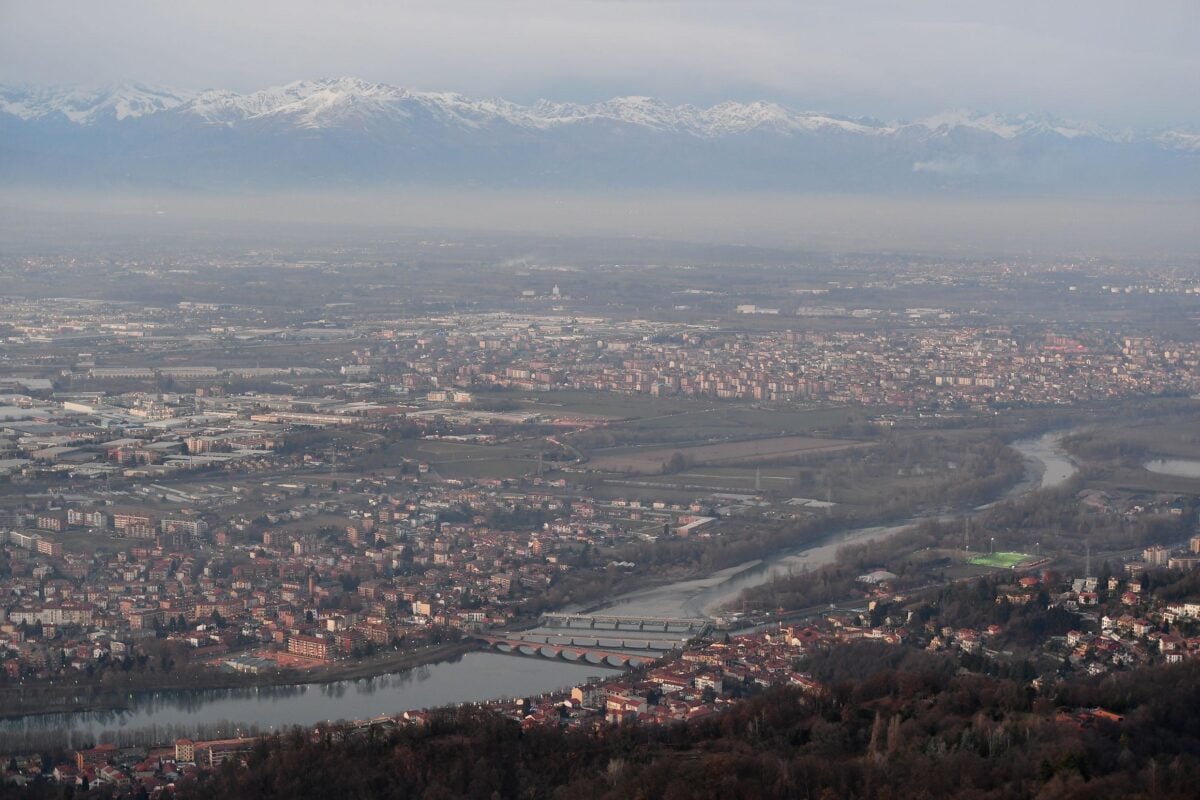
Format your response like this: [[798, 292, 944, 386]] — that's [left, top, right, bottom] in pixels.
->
[[581, 431, 1077, 620], [3, 433, 1076, 743], [0, 653, 617, 744], [581, 521, 915, 620], [1011, 430, 1078, 491], [1144, 458, 1200, 479]]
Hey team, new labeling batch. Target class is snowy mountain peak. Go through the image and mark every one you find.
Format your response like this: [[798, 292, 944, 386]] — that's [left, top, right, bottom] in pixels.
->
[[524, 96, 879, 136], [0, 82, 190, 123], [912, 109, 1119, 141], [1156, 129, 1200, 152], [0, 78, 1151, 143], [2, 78, 1197, 195], [186, 77, 411, 126]]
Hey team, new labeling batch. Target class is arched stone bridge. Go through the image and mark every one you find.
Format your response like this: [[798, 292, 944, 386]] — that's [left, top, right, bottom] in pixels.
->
[[475, 635, 658, 669], [492, 631, 680, 651]]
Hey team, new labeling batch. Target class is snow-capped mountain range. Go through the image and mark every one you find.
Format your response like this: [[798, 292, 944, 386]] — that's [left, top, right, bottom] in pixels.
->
[[1, 82, 191, 124], [2, 78, 1197, 193]]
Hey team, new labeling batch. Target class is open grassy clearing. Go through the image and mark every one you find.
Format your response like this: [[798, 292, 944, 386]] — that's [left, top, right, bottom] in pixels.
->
[[56, 530, 134, 555], [432, 457, 541, 480], [628, 465, 814, 491], [374, 438, 545, 479], [718, 406, 872, 433], [584, 482, 712, 505], [273, 513, 355, 535], [384, 439, 533, 460], [622, 406, 862, 435], [515, 390, 871, 428]]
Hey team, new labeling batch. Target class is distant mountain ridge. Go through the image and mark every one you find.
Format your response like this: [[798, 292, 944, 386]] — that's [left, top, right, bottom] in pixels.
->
[[2, 77, 1197, 193]]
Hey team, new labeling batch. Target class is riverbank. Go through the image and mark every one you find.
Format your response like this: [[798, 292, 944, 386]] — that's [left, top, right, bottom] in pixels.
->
[[0, 641, 476, 720], [0, 651, 616, 754], [582, 430, 1079, 620]]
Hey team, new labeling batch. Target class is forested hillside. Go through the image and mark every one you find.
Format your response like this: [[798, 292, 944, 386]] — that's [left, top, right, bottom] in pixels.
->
[[8, 646, 1189, 800]]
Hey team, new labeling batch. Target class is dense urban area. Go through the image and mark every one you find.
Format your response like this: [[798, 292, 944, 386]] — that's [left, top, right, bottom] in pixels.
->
[[1, 232, 1199, 798]]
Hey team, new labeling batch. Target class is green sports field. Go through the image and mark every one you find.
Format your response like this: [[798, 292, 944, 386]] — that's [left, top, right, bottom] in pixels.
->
[[968, 552, 1031, 568]]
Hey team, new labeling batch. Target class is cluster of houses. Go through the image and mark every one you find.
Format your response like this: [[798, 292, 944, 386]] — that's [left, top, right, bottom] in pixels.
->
[[1057, 572, 1200, 675], [9, 542, 1200, 793], [1, 459, 764, 684], [334, 310, 1200, 410], [1, 739, 252, 794]]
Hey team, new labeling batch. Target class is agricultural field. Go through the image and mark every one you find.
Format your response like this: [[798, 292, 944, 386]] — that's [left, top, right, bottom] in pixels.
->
[[518, 390, 868, 430], [620, 465, 818, 493], [585, 435, 865, 474], [514, 390, 719, 420]]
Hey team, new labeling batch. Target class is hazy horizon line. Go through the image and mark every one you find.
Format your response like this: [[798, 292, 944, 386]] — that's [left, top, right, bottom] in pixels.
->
[[4, 189, 1200, 263]]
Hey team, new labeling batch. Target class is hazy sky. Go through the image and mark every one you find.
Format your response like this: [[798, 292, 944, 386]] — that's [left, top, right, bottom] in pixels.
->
[[7, 189, 1200, 260], [3, 1, 1199, 127]]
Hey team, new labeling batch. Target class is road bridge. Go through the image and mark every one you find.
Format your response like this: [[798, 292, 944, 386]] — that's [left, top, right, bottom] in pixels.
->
[[495, 632, 679, 651], [475, 635, 659, 669], [540, 613, 710, 634]]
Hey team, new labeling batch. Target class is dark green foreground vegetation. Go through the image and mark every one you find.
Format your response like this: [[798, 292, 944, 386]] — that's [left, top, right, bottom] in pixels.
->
[[10, 645, 1198, 799], [167, 658, 1200, 799]]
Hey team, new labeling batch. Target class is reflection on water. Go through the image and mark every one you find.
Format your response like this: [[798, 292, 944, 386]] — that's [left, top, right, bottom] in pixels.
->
[[1015, 431, 1078, 489], [1145, 458, 1200, 479], [591, 522, 915, 620], [1, 652, 615, 740]]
